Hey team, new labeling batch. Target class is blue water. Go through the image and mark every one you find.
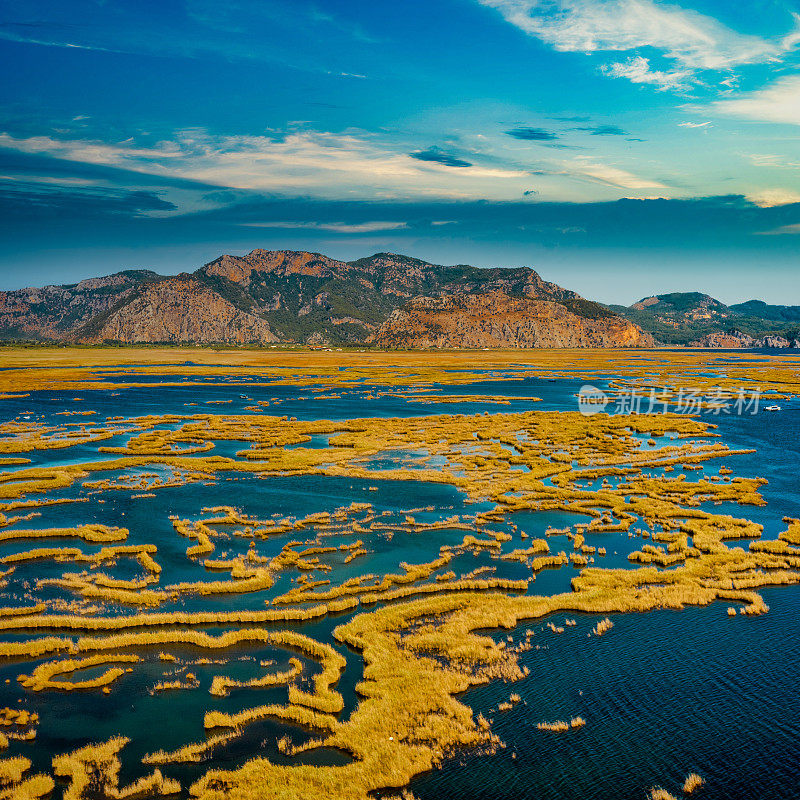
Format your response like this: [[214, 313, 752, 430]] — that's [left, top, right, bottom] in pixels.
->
[[413, 585, 800, 800], [0, 367, 798, 798]]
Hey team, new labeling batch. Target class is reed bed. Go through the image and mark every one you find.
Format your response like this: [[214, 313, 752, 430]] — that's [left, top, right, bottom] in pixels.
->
[[18, 654, 139, 692], [0, 524, 128, 545], [683, 773, 704, 793], [209, 658, 302, 697], [0, 769, 53, 798], [536, 717, 585, 731], [52, 736, 180, 800], [0, 756, 31, 785], [204, 703, 339, 733], [0, 606, 332, 637], [142, 732, 238, 765]]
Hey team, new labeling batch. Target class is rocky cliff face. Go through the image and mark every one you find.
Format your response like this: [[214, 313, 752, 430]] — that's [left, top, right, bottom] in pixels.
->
[[201, 249, 350, 285], [0, 270, 157, 340], [88, 277, 278, 345], [370, 291, 655, 349]]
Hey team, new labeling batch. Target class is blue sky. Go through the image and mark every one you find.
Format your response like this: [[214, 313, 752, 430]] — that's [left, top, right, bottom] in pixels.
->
[[1, 0, 799, 304]]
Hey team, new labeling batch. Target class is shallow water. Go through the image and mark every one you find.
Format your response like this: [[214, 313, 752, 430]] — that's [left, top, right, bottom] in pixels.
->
[[0, 369, 798, 798]]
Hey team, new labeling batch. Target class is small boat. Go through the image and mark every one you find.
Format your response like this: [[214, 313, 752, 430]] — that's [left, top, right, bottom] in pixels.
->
[[764, 405, 782, 411]]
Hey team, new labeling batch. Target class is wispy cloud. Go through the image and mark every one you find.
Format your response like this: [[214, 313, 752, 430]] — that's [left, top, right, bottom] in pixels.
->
[[239, 220, 408, 233], [0, 129, 529, 201], [678, 121, 712, 128], [564, 157, 668, 190], [0, 29, 120, 53], [709, 75, 800, 126], [0, 0, 380, 73], [746, 153, 800, 169], [600, 56, 692, 91], [757, 223, 800, 235], [478, 0, 800, 89]]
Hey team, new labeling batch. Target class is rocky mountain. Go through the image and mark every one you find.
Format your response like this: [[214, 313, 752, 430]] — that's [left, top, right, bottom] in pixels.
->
[[0, 249, 652, 348], [372, 291, 654, 349], [0, 270, 158, 341], [609, 292, 800, 346], [82, 276, 278, 345]]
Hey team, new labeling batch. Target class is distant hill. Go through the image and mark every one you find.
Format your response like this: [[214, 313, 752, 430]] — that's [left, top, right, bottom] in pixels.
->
[[728, 300, 800, 323], [609, 292, 800, 346], [0, 249, 653, 349]]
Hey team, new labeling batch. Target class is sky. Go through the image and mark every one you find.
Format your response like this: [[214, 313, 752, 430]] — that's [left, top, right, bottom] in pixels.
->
[[0, 0, 799, 305]]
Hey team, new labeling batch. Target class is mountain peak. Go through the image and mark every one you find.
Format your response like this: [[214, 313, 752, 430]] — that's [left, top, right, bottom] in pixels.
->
[[201, 249, 349, 285], [630, 291, 725, 311]]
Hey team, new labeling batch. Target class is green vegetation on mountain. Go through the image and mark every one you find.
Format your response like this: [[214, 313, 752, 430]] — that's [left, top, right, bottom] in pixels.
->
[[609, 292, 800, 345]]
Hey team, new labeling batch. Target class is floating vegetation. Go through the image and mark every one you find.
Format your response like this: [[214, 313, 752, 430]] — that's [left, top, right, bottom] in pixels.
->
[[683, 773, 704, 793], [592, 618, 614, 636], [208, 658, 302, 697], [537, 717, 586, 732], [648, 789, 679, 800], [18, 654, 139, 692]]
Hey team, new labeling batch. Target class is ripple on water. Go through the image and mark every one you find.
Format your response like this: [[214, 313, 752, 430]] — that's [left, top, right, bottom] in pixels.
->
[[411, 584, 800, 800]]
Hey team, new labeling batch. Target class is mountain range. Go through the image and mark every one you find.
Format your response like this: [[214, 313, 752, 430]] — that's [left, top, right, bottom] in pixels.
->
[[0, 249, 653, 349], [0, 249, 796, 349]]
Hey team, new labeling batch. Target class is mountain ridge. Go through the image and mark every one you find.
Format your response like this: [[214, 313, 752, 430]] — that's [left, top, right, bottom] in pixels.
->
[[0, 249, 650, 349], [11, 252, 795, 349]]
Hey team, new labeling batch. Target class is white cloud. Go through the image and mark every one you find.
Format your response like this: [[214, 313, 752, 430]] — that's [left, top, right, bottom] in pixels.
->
[[600, 56, 691, 91], [757, 223, 800, 235], [0, 129, 529, 201], [710, 75, 800, 126], [746, 153, 800, 169], [783, 12, 800, 50], [0, 133, 183, 164], [747, 189, 800, 208], [563, 157, 668, 189], [478, 0, 800, 86], [678, 121, 712, 128]]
